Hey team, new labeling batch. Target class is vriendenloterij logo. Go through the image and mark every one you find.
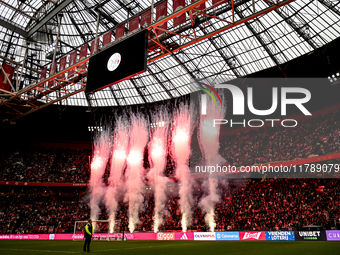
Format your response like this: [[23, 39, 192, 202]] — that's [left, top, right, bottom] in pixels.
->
[[196, 81, 222, 115]]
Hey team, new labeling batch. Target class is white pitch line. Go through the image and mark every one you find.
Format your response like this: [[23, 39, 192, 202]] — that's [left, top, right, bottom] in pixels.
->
[[0, 248, 77, 253]]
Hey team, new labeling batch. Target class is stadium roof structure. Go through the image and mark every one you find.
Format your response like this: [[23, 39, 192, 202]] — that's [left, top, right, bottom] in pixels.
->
[[0, 0, 339, 122]]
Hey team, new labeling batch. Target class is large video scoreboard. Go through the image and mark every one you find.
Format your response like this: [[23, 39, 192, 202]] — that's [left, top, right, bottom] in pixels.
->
[[85, 30, 148, 94]]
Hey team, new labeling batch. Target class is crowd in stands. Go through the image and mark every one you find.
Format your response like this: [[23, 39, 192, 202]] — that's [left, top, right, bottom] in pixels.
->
[[218, 110, 340, 167], [1, 177, 340, 234], [0, 187, 89, 234], [1, 110, 340, 182], [0, 148, 90, 183]]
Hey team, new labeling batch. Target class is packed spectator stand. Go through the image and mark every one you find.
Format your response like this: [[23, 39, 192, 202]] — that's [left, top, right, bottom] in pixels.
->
[[1, 177, 340, 235]]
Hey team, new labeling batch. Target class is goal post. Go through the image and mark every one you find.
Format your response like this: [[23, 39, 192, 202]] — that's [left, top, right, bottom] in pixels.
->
[[73, 220, 121, 241]]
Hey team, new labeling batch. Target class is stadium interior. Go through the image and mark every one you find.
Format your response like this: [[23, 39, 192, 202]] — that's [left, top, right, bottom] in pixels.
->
[[0, 0, 340, 244]]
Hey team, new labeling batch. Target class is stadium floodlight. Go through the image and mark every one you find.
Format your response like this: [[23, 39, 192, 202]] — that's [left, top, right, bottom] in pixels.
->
[[73, 220, 121, 241]]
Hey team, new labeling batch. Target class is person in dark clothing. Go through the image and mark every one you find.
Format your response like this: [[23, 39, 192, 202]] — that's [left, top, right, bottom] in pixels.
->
[[83, 219, 93, 253]]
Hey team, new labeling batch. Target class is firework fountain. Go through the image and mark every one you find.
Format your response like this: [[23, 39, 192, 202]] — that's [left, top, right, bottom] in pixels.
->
[[147, 109, 169, 233], [89, 127, 111, 229], [125, 113, 149, 233], [198, 91, 226, 232], [171, 103, 193, 232], [105, 117, 129, 233]]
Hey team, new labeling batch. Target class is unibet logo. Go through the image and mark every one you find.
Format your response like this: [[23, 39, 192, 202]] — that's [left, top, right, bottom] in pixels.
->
[[299, 231, 320, 237]]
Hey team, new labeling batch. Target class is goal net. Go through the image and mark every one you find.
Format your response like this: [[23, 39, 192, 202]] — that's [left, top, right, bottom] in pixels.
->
[[73, 220, 121, 241]]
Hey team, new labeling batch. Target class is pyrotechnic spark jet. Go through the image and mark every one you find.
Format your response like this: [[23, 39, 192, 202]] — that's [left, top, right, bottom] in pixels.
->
[[125, 114, 148, 233], [105, 118, 129, 234], [172, 103, 193, 232], [89, 127, 111, 229], [148, 109, 169, 233], [198, 91, 226, 232]]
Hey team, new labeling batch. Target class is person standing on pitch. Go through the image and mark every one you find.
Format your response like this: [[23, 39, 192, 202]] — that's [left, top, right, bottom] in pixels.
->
[[84, 219, 94, 253]]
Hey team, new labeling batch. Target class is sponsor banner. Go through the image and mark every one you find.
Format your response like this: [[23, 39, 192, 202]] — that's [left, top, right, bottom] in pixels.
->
[[55, 234, 78, 240], [0, 181, 88, 187], [124, 233, 156, 240], [157, 233, 175, 240], [175, 232, 194, 241], [326, 230, 340, 241], [0, 234, 50, 240], [56, 233, 156, 240], [294, 231, 327, 241], [194, 232, 216, 241], [0, 233, 154, 241], [216, 232, 239, 241], [265, 231, 295, 241], [239, 231, 266, 241]]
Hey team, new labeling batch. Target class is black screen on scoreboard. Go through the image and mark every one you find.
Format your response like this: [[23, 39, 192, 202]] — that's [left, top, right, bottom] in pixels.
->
[[85, 30, 148, 94]]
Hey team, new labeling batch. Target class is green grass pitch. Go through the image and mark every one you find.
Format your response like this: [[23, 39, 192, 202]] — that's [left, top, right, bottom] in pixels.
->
[[0, 240, 339, 255]]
